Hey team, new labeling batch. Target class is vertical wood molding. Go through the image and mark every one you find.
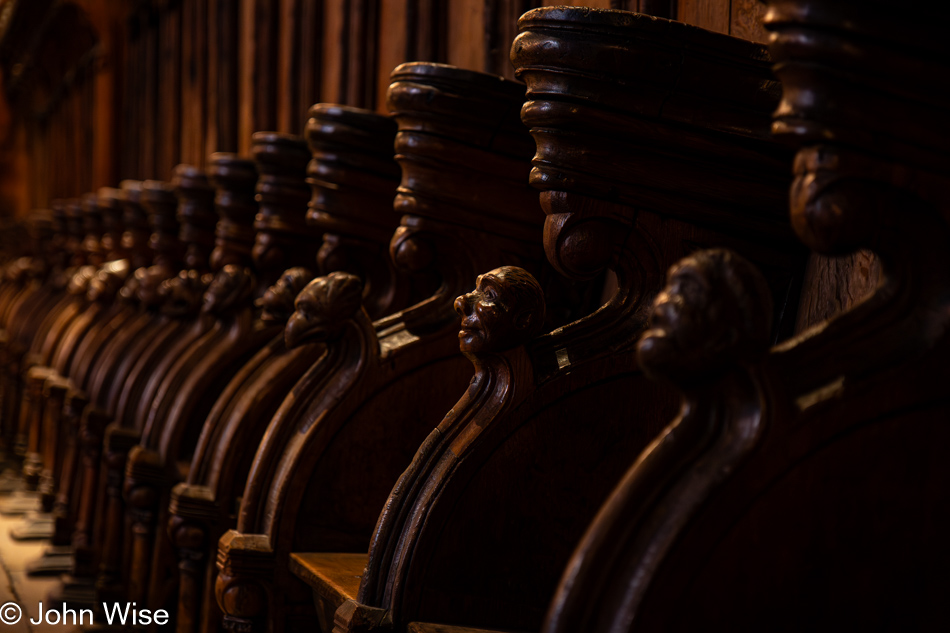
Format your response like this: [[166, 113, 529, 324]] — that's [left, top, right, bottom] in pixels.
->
[[208, 0, 239, 156], [447, 0, 484, 71], [321, 0, 345, 104], [86, 0, 120, 190], [181, 0, 208, 166], [277, 0, 298, 133], [158, 2, 182, 180], [238, 0, 255, 155], [296, 0, 321, 130], [376, 0, 407, 113], [408, 0, 447, 62], [205, 0, 219, 156], [345, 0, 379, 108], [141, 6, 157, 178], [253, 0, 279, 133], [125, 7, 141, 179]]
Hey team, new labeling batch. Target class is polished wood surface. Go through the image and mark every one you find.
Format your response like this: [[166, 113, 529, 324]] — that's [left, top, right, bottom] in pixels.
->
[[0, 2, 939, 633]]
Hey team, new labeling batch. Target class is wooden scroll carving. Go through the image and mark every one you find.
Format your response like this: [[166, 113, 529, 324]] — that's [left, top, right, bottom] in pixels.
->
[[539, 2, 950, 632]]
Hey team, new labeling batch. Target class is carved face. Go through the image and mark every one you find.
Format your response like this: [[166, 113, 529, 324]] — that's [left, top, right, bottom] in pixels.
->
[[637, 250, 772, 385], [202, 265, 255, 315], [454, 266, 545, 354], [284, 272, 363, 349], [259, 267, 315, 324], [160, 270, 212, 317]]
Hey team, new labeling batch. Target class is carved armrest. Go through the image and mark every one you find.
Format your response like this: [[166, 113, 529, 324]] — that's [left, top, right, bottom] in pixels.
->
[[289, 552, 369, 633]]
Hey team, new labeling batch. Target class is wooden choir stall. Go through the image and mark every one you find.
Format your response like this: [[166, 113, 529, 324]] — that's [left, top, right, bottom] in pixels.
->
[[0, 0, 946, 632]]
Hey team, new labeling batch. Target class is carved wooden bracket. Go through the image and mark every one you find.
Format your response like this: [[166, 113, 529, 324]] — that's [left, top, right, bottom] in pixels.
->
[[251, 132, 319, 285], [512, 7, 802, 379], [96, 186, 126, 262], [384, 62, 548, 332], [173, 165, 217, 274], [142, 179, 184, 276], [305, 104, 404, 319], [119, 180, 155, 271], [208, 153, 259, 273], [64, 198, 86, 268], [80, 192, 106, 267]]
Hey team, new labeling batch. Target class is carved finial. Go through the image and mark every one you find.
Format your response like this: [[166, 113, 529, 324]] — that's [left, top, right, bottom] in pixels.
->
[[304, 105, 405, 317], [119, 180, 154, 269], [172, 165, 217, 272], [283, 271, 363, 348], [258, 267, 316, 325], [454, 266, 546, 355], [97, 187, 125, 261], [63, 198, 85, 266], [201, 264, 256, 315], [142, 179, 183, 268], [305, 104, 400, 250], [251, 132, 319, 279], [81, 193, 106, 266], [637, 249, 772, 386], [208, 153, 259, 272]]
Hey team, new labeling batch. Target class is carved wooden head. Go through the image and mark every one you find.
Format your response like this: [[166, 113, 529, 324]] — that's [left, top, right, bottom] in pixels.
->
[[454, 266, 545, 354], [201, 264, 256, 315], [284, 271, 363, 348], [258, 267, 316, 325], [159, 269, 212, 317], [87, 260, 130, 303], [637, 249, 772, 385]]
